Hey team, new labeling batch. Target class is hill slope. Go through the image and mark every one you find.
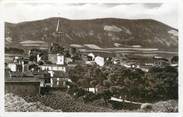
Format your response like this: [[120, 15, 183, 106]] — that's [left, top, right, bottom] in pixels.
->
[[5, 17, 178, 51]]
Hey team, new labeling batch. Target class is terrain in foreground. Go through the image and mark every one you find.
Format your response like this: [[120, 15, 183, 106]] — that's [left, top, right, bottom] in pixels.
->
[[5, 92, 178, 112]]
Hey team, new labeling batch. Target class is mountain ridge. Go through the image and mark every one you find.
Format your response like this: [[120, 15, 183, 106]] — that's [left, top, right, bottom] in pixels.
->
[[5, 17, 178, 51]]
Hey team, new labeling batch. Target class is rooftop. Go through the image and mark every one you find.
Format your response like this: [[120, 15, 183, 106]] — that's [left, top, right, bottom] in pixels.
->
[[5, 78, 40, 83]]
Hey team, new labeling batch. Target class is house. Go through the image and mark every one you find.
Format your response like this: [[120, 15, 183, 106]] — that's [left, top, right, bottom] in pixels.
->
[[113, 58, 120, 65], [50, 70, 69, 87], [37, 71, 51, 88], [94, 56, 105, 66], [22, 71, 34, 77], [7, 63, 23, 72], [51, 77, 70, 88], [65, 57, 73, 64], [69, 47, 79, 58], [48, 53, 57, 64], [5, 52, 30, 73], [35, 70, 68, 88], [5, 67, 11, 78], [38, 63, 68, 88], [85, 61, 96, 65], [87, 53, 95, 61], [5, 78, 41, 96], [7, 63, 17, 72], [57, 54, 64, 65], [48, 53, 65, 65], [34, 71, 51, 95], [37, 54, 41, 62], [85, 53, 96, 65], [84, 53, 105, 66], [144, 63, 154, 66], [39, 64, 66, 72], [88, 88, 98, 93], [9, 72, 23, 78], [5, 53, 23, 63], [153, 56, 170, 67]]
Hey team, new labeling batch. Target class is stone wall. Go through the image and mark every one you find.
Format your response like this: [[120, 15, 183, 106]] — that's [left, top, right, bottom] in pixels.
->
[[5, 81, 40, 96]]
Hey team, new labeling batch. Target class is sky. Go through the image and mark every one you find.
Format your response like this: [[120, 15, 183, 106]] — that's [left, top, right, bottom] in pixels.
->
[[0, 2, 178, 28]]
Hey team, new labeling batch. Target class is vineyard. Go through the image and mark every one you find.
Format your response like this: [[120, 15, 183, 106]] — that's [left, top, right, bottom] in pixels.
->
[[5, 93, 62, 112], [22, 91, 115, 112], [5, 91, 178, 112]]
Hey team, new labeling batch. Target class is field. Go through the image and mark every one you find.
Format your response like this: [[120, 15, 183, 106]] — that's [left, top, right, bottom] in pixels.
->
[[79, 46, 178, 59]]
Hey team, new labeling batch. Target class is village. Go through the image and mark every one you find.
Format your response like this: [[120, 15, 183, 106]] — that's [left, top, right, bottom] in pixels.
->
[[5, 19, 178, 112]]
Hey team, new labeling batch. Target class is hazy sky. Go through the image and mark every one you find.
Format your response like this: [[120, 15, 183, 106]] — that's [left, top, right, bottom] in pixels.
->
[[0, 2, 178, 28]]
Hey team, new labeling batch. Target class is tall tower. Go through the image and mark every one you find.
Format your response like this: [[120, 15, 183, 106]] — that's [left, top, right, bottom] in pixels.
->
[[56, 19, 64, 45]]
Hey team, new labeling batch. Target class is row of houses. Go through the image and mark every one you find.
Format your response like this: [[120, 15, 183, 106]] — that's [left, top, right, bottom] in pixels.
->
[[5, 48, 178, 77]]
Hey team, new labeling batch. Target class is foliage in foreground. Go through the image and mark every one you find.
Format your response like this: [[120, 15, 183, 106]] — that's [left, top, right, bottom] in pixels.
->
[[68, 64, 178, 102]]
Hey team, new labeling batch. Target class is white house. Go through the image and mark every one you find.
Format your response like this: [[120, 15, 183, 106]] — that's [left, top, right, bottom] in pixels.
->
[[94, 56, 105, 67], [7, 63, 16, 72], [39, 65, 66, 72], [57, 54, 64, 65]]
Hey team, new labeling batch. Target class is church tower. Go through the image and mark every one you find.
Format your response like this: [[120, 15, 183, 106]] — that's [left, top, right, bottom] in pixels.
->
[[56, 19, 64, 45]]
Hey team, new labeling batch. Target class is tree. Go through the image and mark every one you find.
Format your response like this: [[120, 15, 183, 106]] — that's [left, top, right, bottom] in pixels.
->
[[90, 80, 98, 93], [29, 54, 37, 62], [50, 43, 64, 54], [87, 65, 107, 83], [77, 78, 90, 91], [146, 66, 178, 101], [28, 64, 39, 71], [109, 86, 121, 97], [68, 65, 85, 82], [65, 81, 79, 95], [171, 56, 178, 64], [38, 61, 44, 65], [99, 89, 112, 104], [103, 80, 113, 88]]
